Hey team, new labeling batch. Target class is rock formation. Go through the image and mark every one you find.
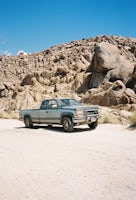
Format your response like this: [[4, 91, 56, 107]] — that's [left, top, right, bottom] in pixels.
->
[[0, 35, 136, 113]]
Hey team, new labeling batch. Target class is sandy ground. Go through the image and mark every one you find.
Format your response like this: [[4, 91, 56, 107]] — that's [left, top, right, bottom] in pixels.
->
[[0, 119, 136, 200]]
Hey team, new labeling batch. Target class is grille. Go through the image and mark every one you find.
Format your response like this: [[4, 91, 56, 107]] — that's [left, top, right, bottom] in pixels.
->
[[87, 110, 98, 115]]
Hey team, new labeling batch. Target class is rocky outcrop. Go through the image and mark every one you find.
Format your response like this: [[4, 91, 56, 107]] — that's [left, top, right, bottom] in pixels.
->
[[0, 35, 136, 112], [81, 80, 136, 106]]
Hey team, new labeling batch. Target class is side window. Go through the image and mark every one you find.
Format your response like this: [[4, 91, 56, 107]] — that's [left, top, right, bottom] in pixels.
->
[[48, 100, 52, 109], [40, 100, 49, 109], [48, 100, 57, 109], [41, 100, 58, 109]]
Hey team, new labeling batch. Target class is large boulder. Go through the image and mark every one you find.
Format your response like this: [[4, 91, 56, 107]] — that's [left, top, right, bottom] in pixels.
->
[[88, 42, 134, 88], [71, 73, 91, 93]]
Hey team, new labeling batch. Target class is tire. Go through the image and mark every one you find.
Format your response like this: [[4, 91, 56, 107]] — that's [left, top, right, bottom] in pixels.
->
[[88, 120, 98, 130], [48, 125, 53, 128], [62, 117, 74, 132], [24, 117, 33, 128]]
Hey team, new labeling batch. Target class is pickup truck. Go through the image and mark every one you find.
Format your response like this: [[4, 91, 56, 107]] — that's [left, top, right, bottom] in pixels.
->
[[19, 98, 99, 132]]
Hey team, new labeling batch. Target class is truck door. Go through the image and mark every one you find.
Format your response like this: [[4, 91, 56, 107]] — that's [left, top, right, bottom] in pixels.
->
[[39, 99, 61, 124], [45, 99, 60, 123]]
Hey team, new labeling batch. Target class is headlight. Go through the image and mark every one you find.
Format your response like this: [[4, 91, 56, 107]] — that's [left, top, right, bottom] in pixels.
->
[[74, 110, 85, 117]]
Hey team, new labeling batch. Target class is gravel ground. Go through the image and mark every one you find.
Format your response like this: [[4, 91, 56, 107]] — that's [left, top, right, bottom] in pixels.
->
[[0, 119, 136, 200]]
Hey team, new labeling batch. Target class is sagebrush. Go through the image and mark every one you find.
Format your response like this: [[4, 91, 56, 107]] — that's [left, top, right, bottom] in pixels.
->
[[130, 111, 136, 126]]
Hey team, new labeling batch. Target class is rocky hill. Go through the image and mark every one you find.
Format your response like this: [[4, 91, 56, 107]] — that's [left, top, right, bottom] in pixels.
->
[[0, 35, 136, 115]]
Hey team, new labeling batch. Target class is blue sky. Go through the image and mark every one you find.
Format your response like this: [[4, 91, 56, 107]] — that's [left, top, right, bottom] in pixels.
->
[[0, 0, 136, 55]]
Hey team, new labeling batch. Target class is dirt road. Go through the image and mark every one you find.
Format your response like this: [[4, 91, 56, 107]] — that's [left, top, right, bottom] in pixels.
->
[[0, 119, 136, 200]]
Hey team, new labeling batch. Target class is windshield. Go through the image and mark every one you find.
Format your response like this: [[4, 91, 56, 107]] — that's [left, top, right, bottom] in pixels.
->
[[58, 99, 81, 107]]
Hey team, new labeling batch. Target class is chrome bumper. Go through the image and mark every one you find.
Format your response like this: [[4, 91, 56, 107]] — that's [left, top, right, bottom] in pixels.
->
[[73, 114, 99, 124]]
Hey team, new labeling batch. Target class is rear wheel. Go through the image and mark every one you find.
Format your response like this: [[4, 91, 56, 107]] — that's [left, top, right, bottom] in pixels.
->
[[88, 120, 98, 130], [24, 117, 33, 128], [62, 117, 74, 132]]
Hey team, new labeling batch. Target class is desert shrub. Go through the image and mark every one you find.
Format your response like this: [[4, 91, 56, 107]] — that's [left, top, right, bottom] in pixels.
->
[[0, 111, 19, 119], [0, 111, 10, 119], [9, 112, 19, 119], [99, 112, 120, 124], [130, 111, 136, 126]]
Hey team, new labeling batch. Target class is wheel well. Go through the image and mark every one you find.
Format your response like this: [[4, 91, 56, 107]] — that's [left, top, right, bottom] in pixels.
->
[[61, 115, 72, 124], [24, 115, 31, 121]]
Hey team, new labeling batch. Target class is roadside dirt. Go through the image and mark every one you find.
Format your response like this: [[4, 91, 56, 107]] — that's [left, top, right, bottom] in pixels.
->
[[0, 119, 136, 200]]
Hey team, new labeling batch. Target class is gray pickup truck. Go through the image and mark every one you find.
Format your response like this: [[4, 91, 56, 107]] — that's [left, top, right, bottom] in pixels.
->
[[19, 98, 99, 132]]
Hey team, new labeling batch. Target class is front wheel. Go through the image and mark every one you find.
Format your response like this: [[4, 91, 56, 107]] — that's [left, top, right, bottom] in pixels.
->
[[24, 117, 33, 128], [88, 120, 98, 130], [62, 117, 74, 132]]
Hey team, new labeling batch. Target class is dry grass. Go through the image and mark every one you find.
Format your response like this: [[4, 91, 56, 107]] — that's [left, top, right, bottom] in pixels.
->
[[98, 106, 133, 125], [0, 110, 19, 119], [130, 111, 136, 126], [99, 112, 120, 124]]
